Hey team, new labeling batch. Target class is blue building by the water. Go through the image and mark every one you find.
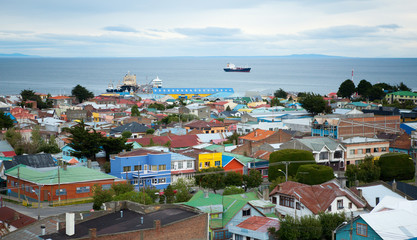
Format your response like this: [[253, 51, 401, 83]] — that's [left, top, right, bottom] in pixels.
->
[[110, 149, 171, 190]]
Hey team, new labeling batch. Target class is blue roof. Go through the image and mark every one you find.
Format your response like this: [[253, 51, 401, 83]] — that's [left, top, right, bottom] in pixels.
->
[[152, 88, 234, 94], [222, 155, 235, 167], [171, 152, 194, 161], [207, 91, 234, 98]]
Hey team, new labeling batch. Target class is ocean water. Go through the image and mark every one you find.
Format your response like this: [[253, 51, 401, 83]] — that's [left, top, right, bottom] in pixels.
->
[[0, 57, 416, 96]]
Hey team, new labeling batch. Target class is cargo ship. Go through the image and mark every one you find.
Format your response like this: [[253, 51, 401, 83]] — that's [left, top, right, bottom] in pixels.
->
[[106, 71, 139, 93], [223, 63, 251, 72]]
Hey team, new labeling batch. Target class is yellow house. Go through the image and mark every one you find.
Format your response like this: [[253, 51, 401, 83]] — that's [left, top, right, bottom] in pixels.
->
[[198, 152, 222, 170], [92, 112, 100, 122]]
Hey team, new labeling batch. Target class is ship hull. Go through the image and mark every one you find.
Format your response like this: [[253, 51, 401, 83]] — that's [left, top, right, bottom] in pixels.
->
[[224, 68, 251, 72]]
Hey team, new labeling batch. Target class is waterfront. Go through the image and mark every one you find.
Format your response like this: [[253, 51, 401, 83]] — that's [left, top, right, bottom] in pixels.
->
[[1, 57, 417, 96]]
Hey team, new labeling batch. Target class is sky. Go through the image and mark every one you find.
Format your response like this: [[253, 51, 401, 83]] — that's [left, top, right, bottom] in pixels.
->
[[1, 0, 417, 57]]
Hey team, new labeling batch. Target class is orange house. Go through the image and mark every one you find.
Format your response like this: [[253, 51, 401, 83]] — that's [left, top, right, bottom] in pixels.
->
[[222, 156, 245, 175]]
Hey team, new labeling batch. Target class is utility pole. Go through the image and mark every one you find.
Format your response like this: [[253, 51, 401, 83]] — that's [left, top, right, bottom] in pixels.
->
[[349, 211, 353, 240], [17, 166, 20, 202], [58, 164, 61, 204]]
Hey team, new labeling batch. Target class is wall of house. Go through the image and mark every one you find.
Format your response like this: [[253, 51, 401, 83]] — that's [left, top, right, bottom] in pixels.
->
[[223, 159, 244, 174], [344, 141, 390, 166], [270, 193, 313, 218], [198, 152, 222, 170], [336, 217, 381, 240], [338, 116, 401, 139], [328, 196, 359, 214]]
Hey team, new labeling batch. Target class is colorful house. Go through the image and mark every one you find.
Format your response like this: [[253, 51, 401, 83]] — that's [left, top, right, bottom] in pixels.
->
[[222, 155, 244, 175], [183, 191, 266, 240], [61, 145, 88, 163], [110, 149, 171, 190]]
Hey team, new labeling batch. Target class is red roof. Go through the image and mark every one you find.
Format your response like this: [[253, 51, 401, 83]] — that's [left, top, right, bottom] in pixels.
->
[[236, 216, 279, 232], [185, 120, 225, 129], [239, 129, 276, 142], [212, 101, 229, 106], [253, 150, 271, 160], [270, 181, 365, 214], [116, 148, 164, 157], [2, 151, 16, 157], [0, 206, 36, 229]]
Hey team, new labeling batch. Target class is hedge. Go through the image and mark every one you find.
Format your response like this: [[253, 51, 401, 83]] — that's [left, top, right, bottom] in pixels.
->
[[296, 164, 335, 185], [268, 149, 315, 181], [378, 152, 415, 181]]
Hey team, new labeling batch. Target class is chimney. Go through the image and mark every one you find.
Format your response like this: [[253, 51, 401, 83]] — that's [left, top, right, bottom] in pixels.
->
[[13, 212, 20, 220], [87, 160, 92, 169], [41, 225, 46, 236], [154, 220, 161, 232], [63, 164, 67, 171], [89, 228, 97, 239], [263, 188, 269, 201], [392, 179, 397, 192], [355, 180, 359, 187], [65, 213, 75, 236], [357, 189, 363, 198]]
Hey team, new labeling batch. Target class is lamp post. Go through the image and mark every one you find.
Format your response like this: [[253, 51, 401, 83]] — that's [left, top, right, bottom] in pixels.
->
[[32, 184, 42, 220], [277, 169, 287, 182], [332, 221, 348, 240]]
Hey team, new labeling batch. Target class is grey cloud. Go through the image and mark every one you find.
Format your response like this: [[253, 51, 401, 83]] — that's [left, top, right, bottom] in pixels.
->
[[175, 27, 242, 37], [378, 24, 400, 30], [103, 25, 138, 33]]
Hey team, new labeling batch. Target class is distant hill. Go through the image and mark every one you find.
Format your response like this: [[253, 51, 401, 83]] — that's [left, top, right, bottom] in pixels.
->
[[0, 53, 40, 58], [280, 54, 346, 58]]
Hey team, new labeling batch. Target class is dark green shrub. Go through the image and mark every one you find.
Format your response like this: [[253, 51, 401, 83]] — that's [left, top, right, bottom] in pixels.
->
[[268, 149, 315, 181], [296, 164, 334, 185], [378, 152, 415, 181]]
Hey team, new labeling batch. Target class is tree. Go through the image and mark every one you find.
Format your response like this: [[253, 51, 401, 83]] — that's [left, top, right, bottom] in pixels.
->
[[39, 135, 61, 154], [296, 164, 335, 185], [242, 169, 262, 191], [5, 128, 24, 155], [148, 103, 165, 111], [368, 85, 385, 101], [345, 156, 380, 186], [270, 97, 284, 107], [20, 89, 52, 109], [131, 105, 140, 116], [92, 184, 114, 210], [164, 184, 175, 203], [223, 186, 245, 195], [172, 178, 193, 202], [195, 167, 225, 193], [224, 171, 243, 187], [0, 111, 14, 129], [71, 84, 94, 103], [64, 121, 103, 161], [121, 131, 132, 139], [111, 183, 134, 196], [318, 212, 347, 240], [146, 128, 155, 135], [274, 88, 288, 99], [356, 79, 373, 98], [225, 105, 232, 111], [378, 152, 415, 181], [269, 149, 315, 181], [397, 82, 411, 91], [337, 79, 356, 98], [101, 136, 133, 161], [299, 93, 328, 116], [113, 191, 153, 205]]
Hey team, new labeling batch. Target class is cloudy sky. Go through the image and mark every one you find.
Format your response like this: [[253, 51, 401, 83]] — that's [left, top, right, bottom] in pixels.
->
[[1, 0, 416, 57]]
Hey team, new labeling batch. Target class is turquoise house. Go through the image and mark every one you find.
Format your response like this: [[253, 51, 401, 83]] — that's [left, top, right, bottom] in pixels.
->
[[61, 145, 87, 163]]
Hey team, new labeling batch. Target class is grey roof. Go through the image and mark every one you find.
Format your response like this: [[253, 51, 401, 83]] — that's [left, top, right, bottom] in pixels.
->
[[0, 140, 14, 152], [5, 154, 56, 170], [110, 122, 149, 134], [341, 137, 387, 144], [297, 137, 342, 151], [387, 181, 417, 200]]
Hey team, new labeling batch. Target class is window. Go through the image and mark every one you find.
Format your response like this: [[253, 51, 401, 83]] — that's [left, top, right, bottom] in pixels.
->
[[365, 148, 371, 153], [381, 147, 387, 152], [349, 202, 352, 209], [373, 148, 379, 153], [337, 200, 343, 209], [133, 179, 138, 185], [158, 178, 166, 184], [328, 205, 332, 211], [211, 213, 219, 219], [171, 162, 175, 169], [296, 202, 301, 210], [242, 208, 251, 217], [235, 234, 244, 240], [199, 162, 202, 168], [205, 162, 210, 167], [178, 162, 183, 169], [215, 161, 220, 166], [56, 189, 67, 196], [376, 197, 380, 205], [358, 149, 363, 154], [152, 178, 158, 184], [279, 196, 295, 208], [334, 151, 343, 158], [356, 223, 368, 237], [272, 197, 277, 204], [123, 166, 131, 172], [262, 169, 268, 176], [76, 186, 90, 193], [187, 161, 193, 169], [214, 231, 224, 240], [151, 165, 158, 171], [349, 149, 355, 155], [158, 164, 166, 170], [319, 152, 329, 160], [134, 165, 142, 171], [102, 184, 111, 190]]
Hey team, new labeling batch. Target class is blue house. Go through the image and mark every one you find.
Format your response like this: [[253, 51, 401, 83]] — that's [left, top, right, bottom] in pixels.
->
[[61, 145, 88, 163], [110, 149, 171, 190]]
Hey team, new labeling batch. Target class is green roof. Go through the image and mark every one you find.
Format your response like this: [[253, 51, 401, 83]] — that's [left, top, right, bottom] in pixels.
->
[[297, 137, 341, 151], [386, 91, 417, 97], [221, 152, 264, 164], [183, 190, 260, 229], [348, 102, 369, 107], [203, 144, 224, 152], [5, 164, 119, 185]]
